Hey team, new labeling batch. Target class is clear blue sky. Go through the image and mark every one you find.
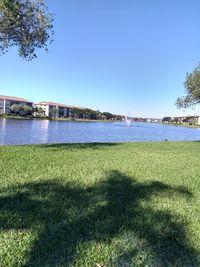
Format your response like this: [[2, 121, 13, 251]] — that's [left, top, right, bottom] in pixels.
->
[[1, 0, 200, 117]]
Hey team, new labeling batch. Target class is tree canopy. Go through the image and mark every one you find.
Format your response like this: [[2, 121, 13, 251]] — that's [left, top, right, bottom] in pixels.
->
[[176, 64, 200, 109], [72, 108, 124, 121], [10, 103, 33, 115], [0, 0, 53, 60]]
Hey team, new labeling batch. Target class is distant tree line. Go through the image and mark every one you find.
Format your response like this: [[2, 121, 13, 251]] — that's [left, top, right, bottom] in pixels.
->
[[8, 104, 124, 121], [72, 108, 124, 121]]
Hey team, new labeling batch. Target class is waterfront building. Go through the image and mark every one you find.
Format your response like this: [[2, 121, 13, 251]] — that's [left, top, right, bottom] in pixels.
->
[[35, 101, 85, 118], [182, 116, 200, 125], [0, 95, 33, 114], [163, 116, 200, 125], [146, 118, 162, 123]]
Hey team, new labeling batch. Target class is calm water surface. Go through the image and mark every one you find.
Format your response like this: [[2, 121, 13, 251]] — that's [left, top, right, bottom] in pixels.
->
[[0, 119, 200, 145]]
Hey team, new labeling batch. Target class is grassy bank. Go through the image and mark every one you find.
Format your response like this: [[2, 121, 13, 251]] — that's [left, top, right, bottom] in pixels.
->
[[0, 115, 112, 123], [52, 117, 112, 122], [0, 115, 35, 120], [0, 142, 200, 266]]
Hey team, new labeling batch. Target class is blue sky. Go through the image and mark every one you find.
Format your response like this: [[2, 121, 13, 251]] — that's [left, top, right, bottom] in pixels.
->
[[1, 0, 200, 117]]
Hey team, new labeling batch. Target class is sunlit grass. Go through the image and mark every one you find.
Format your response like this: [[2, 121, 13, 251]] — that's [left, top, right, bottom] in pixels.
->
[[0, 142, 200, 266]]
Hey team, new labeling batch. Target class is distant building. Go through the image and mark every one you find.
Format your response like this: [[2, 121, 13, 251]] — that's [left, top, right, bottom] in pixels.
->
[[132, 117, 146, 122], [163, 116, 200, 126], [35, 101, 85, 118], [172, 116, 186, 124], [0, 95, 33, 114], [146, 118, 162, 123], [183, 116, 200, 125], [132, 117, 162, 123]]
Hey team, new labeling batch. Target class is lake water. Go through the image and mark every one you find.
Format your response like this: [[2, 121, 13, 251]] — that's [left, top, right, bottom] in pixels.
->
[[0, 118, 200, 145]]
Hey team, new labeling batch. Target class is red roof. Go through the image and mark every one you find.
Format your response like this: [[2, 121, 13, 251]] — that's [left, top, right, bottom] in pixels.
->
[[37, 101, 74, 108], [0, 95, 33, 103], [37, 101, 86, 110]]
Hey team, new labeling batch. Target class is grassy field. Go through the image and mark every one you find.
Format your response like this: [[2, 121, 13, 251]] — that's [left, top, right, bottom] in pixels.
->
[[0, 142, 200, 266]]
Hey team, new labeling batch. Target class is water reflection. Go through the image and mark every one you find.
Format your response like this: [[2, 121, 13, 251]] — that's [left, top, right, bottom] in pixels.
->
[[0, 119, 200, 145], [31, 119, 50, 144], [0, 119, 6, 145]]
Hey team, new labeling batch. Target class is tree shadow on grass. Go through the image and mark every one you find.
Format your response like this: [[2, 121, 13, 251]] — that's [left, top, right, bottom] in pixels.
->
[[36, 142, 120, 151], [0, 171, 198, 266]]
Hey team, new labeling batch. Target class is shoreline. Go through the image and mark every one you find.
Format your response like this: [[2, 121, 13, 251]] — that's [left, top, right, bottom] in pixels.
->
[[1, 116, 200, 128], [0, 115, 113, 123], [162, 122, 200, 129]]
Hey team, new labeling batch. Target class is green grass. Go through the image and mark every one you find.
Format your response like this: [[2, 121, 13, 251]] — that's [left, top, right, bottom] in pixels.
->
[[0, 142, 200, 266]]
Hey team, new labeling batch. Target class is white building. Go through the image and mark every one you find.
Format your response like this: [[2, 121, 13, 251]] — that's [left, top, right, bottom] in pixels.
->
[[0, 95, 33, 114], [35, 101, 85, 118]]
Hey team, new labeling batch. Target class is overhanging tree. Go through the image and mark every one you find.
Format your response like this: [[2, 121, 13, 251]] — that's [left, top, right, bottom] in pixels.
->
[[0, 0, 53, 60], [176, 64, 200, 109]]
